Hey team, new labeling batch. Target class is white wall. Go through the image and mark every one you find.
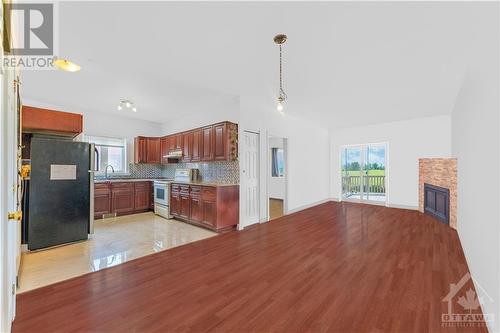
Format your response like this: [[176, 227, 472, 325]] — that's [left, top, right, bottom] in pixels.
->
[[238, 98, 331, 228], [330, 115, 451, 208], [21, 99, 163, 163], [268, 137, 285, 200], [160, 96, 239, 135], [450, 6, 499, 332]]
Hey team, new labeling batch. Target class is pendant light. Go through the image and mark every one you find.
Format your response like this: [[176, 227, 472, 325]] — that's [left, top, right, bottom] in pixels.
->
[[274, 34, 287, 113]]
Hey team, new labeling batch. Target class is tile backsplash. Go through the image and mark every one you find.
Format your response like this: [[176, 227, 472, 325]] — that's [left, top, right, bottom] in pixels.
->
[[95, 161, 239, 184], [162, 161, 239, 184]]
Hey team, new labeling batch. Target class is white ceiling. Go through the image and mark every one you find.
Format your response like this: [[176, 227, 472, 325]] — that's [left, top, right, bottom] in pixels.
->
[[20, 1, 494, 128]]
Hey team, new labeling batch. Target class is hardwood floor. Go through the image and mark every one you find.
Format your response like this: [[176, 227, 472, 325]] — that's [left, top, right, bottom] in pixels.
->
[[12, 202, 486, 332]]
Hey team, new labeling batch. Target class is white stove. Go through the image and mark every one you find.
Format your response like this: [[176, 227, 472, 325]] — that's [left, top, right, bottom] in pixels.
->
[[153, 180, 173, 219]]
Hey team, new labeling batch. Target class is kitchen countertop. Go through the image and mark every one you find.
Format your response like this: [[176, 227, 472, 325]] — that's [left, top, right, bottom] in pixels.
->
[[170, 181, 239, 187], [94, 178, 238, 187], [94, 178, 173, 184]]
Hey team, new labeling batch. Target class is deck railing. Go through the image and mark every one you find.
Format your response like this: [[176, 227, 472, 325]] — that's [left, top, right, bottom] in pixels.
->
[[342, 175, 385, 195]]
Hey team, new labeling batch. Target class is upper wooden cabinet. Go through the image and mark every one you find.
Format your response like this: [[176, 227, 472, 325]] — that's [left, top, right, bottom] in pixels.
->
[[146, 137, 161, 164], [160, 137, 169, 164], [201, 125, 214, 161], [135, 121, 237, 164], [191, 128, 202, 162], [134, 137, 148, 163], [134, 136, 160, 164], [22, 105, 83, 137], [182, 131, 192, 162]]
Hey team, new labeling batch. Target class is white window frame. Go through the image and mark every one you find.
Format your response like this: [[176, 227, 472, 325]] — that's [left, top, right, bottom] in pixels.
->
[[84, 135, 129, 175]]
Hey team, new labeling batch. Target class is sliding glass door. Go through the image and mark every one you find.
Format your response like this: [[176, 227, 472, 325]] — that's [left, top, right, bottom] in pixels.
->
[[341, 144, 386, 203]]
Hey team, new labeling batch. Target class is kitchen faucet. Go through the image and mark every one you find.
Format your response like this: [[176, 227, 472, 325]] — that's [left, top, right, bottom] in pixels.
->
[[104, 165, 115, 178]]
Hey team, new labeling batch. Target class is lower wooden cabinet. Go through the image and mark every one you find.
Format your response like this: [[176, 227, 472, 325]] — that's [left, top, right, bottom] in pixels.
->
[[170, 183, 239, 232], [134, 182, 151, 212], [94, 183, 111, 219], [94, 181, 152, 219]]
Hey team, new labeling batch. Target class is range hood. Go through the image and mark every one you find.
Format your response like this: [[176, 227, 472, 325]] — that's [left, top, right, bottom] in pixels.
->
[[165, 149, 183, 159]]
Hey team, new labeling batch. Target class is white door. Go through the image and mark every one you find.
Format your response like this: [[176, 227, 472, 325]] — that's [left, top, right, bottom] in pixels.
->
[[1, 68, 20, 331], [240, 131, 259, 229]]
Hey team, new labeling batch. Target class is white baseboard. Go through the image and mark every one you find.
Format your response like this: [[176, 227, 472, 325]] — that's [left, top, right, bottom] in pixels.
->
[[386, 203, 419, 210], [286, 198, 333, 215]]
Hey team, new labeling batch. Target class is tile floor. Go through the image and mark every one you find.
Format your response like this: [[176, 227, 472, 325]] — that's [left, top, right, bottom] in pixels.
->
[[18, 212, 216, 293]]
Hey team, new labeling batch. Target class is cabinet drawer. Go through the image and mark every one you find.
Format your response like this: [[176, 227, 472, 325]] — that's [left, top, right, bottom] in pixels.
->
[[111, 182, 134, 190], [202, 186, 216, 201], [134, 181, 150, 190], [179, 184, 190, 192], [95, 183, 109, 191], [171, 183, 180, 191], [190, 185, 201, 196]]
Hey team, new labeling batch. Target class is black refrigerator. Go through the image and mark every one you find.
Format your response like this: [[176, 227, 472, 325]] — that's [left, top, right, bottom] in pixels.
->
[[28, 137, 96, 250]]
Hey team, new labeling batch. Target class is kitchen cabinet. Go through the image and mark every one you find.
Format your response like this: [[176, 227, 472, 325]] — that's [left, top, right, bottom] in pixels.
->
[[170, 183, 239, 232], [94, 183, 111, 219], [146, 138, 161, 164], [135, 121, 237, 164], [189, 186, 203, 223], [134, 137, 148, 163], [170, 184, 180, 216], [160, 137, 169, 164], [179, 185, 190, 219], [175, 134, 183, 150], [201, 126, 214, 161], [135, 137, 161, 164], [213, 122, 227, 161], [134, 182, 151, 212], [111, 182, 135, 215], [22, 105, 83, 137], [182, 131, 192, 162], [94, 181, 154, 219], [191, 128, 202, 162]]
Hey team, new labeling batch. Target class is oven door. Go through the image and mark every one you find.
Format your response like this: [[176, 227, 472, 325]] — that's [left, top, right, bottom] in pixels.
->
[[154, 183, 169, 206]]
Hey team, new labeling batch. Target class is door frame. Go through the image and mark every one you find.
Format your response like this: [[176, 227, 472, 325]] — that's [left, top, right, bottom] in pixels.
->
[[265, 134, 288, 221], [338, 142, 389, 206], [1, 66, 20, 332], [238, 129, 260, 230]]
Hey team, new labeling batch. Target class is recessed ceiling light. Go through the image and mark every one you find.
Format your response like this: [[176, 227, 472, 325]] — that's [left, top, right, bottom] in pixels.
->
[[53, 57, 81, 72], [118, 100, 137, 112]]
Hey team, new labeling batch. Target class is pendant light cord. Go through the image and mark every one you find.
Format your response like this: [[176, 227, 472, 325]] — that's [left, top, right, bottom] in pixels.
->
[[279, 44, 287, 101]]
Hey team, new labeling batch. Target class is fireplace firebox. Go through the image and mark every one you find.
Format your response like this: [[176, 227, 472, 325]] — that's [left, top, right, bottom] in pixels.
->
[[424, 183, 449, 225]]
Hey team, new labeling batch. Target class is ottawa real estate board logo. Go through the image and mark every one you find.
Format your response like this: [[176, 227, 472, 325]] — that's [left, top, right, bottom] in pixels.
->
[[3, 2, 58, 70], [442, 272, 494, 328]]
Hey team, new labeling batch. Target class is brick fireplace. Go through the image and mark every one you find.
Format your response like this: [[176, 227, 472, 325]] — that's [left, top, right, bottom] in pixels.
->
[[418, 158, 457, 229]]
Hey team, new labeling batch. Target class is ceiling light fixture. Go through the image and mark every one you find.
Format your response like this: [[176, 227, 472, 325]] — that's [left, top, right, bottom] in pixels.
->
[[274, 33, 287, 113], [118, 100, 137, 112], [53, 57, 81, 72]]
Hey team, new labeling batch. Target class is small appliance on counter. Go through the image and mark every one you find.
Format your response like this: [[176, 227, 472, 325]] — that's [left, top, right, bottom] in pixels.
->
[[174, 168, 199, 182], [154, 180, 172, 219]]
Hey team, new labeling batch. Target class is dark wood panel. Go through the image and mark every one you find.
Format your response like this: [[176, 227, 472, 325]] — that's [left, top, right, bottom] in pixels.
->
[[180, 192, 190, 219], [94, 183, 111, 219], [213, 122, 227, 160], [182, 131, 192, 162], [201, 199, 216, 227], [22, 105, 83, 137], [191, 128, 202, 162], [134, 137, 147, 164], [160, 136, 169, 164], [201, 125, 214, 161], [146, 137, 161, 164], [13, 202, 484, 333], [134, 182, 150, 211]]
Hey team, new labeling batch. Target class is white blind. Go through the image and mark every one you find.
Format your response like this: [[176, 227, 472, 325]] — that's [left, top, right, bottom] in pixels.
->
[[85, 135, 126, 147]]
